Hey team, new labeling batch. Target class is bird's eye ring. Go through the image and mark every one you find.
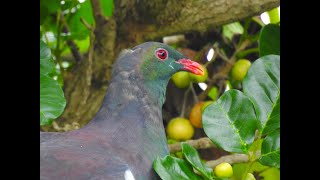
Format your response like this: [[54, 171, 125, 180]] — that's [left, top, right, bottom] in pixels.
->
[[155, 48, 168, 61]]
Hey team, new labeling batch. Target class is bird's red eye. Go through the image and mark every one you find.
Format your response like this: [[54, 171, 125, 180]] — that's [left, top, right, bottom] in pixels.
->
[[155, 48, 168, 60]]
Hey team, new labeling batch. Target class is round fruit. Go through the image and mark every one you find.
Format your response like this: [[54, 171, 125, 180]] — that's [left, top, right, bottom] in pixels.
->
[[201, 101, 214, 113], [189, 102, 205, 128], [214, 162, 233, 178], [231, 59, 251, 81], [166, 117, 194, 141], [171, 71, 191, 88], [189, 65, 208, 83], [244, 173, 256, 180]]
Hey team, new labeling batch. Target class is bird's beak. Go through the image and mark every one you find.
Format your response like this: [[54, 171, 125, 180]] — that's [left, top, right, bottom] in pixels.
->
[[177, 59, 204, 76]]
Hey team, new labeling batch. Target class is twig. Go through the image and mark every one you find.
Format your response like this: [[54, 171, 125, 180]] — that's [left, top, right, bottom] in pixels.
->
[[179, 86, 191, 117], [236, 48, 259, 59], [80, 17, 93, 30], [169, 137, 217, 153], [216, 49, 233, 65], [78, 21, 95, 109], [90, 0, 104, 21], [55, 10, 65, 76], [190, 83, 199, 103], [205, 154, 249, 168], [60, 25, 82, 62]]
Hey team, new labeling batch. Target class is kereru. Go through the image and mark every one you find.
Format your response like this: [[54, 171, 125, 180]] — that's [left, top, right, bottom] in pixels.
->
[[40, 42, 204, 180]]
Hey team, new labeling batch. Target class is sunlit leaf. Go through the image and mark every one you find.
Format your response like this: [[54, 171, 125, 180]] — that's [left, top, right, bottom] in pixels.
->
[[259, 129, 280, 168], [259, 24, 280, 56], [243, 55, 280, 135], [153, 155, 203, 180], [203, 90, 258, 153], [182, 143, 214, 179]]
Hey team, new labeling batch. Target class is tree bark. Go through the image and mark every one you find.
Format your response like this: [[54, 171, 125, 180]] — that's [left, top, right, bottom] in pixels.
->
[[42, 0, 279, 131], [116, 0, 279, 41]]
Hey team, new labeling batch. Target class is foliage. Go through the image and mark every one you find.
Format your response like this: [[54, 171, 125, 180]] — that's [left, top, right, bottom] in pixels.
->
[[40, 40, 66, 125], [40, 1, 279, 179], [154, 13, 280, 179], [40, 0, 114, 126]]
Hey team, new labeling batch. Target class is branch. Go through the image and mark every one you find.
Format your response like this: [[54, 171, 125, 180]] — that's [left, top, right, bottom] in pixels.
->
[[62, 25, 82, 63], [138, 0, 280, 40], [55, 0, 117, 128], [205, 154, 249, 168], [169, 137, 217, 153], [80, 17, 93, 30]]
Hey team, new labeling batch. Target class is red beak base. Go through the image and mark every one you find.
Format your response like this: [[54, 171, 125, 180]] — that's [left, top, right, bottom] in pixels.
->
[[177, 59, 204, 76]]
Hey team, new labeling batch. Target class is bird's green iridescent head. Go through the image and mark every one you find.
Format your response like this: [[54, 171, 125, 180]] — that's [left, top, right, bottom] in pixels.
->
[[135, 42, 204, 82]]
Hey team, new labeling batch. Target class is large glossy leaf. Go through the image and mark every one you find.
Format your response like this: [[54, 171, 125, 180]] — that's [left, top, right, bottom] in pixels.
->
[[202, 90, 258, 153], [40, 74, 66, 125], [40, 40, 54, 75], [222, 22, 244, 40], [259, 24, 280, 56], [243, 55, 280, 135], [181, 143, 214, 179], [153, 155, 203, 180], [259, 129, 280, 168]]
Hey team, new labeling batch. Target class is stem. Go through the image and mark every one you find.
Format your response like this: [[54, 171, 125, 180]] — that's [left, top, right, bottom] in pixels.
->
[[238, 19, 251, 46], [251, 16, 265, 27], [241, 160, 255, 180], [236, 48, 259, 59], [80, 17, 93, 30], [241, 137, 262, 180], [55, 9, 65, 76], [190, 83, 199, 103], [179, 86, 191, 117]]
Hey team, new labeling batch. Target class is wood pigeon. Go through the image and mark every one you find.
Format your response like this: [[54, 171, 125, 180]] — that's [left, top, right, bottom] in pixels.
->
[[40, 42, 204, 180]]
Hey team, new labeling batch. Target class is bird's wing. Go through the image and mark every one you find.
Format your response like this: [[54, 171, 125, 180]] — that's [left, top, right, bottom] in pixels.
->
[[40, 131, 131, 180]]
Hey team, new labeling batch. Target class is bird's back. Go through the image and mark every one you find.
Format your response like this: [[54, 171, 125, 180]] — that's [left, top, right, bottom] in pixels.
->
[[40, 95, 168, 180]]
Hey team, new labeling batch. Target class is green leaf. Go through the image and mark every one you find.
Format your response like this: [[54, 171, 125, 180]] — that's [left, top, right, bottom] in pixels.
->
[[181, 143, 214, 179], [40, 74, 66, 126], [40, 40, 55, 75], [259, 129, 280, 168], [99, 0, 114, 17], [203, 90, 258, 153], [242, 55, 280, 135], [153, 155, 203, 180], [230, 162, 269, 180], [40, 0, 61, 25], [259, 167, 280, 180], [208, 86, 219, 101], [68, 0, 94, 40], [259, 24, 280, 56], [267, 7, 280, 24], [222, 22, 244, 40]]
